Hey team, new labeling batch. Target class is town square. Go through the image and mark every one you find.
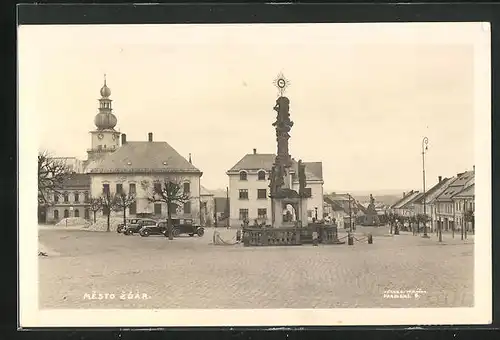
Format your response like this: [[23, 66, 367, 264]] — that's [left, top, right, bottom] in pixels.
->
[[18, 23, 487, 323]]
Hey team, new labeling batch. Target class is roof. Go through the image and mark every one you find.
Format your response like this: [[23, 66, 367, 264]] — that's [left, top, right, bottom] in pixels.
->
[[324, 196, 346, 212], [413, 177, 454, 205], [401, 192, 425, 209], [436, 171, 474, 202], [62, 173, 91, 188], [200, 186, 214, 196], [227, 153, 322, 181], [391, 191, 420, 209], [452, 183, 475, 199], [87, 141, 201, 174]]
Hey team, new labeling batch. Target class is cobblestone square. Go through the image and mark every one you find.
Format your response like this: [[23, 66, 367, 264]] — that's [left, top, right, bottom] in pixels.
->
[[38, 227, 474, 309]]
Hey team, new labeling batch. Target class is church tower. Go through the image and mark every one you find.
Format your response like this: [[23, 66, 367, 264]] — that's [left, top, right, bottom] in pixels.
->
[[87, 75, 121, 161]]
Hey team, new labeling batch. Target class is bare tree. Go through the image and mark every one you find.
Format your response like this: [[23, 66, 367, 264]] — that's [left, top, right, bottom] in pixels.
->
[[114, 191, 136, 227], [38, 150, 71, 204], [99, 191, 117, 232], [89, 198, 101, 224], [148, 178, 190, 240]]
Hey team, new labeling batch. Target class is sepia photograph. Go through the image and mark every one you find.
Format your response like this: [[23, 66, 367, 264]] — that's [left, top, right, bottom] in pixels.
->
[[18, 22, 491, 327]]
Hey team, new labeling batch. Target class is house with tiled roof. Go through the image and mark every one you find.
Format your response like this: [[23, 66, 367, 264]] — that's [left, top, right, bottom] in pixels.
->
[[87, 132, 203, 222], [399, 192, 425, 217], [435, 169, 474, 232], [411, 176, 455, 232], [452, 183, 475, 233], [390, 190, 421, 217], [226, 148, 324, 226], [323, 196, 350, 229]]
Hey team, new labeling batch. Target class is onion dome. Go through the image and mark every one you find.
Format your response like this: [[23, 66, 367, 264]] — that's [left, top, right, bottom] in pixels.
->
[[100, 74, 111, 97], [94, 112, 117, 130]]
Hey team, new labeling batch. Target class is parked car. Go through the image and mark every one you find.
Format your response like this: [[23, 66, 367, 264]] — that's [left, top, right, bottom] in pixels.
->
[[172, 219, 205, 237], [117, 218, 141, 233], [123, 218, 157, 235], [139, 220, 168, 237]]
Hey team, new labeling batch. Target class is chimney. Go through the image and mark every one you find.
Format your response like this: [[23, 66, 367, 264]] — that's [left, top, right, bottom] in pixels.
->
[[253, 148, 257, 155], [403, 192, 406, 197], [438, 176, 442, 183], [148, 132, 153, 142], [473, 165, 475, 173], [189, 153, 192, 164], [121, 134, 127, 145]]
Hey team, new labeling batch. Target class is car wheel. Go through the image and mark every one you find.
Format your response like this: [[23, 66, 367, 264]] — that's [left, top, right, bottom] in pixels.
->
[[140, 230, 149, 237], [188, 233, 194, 237], [117, 226, 123, 233], [172, 228, 180, 237], [197, 229, 205, 237]]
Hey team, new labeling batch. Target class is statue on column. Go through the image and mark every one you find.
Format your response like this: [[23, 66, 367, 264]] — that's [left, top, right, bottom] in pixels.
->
[[298, 160, 307, 197]]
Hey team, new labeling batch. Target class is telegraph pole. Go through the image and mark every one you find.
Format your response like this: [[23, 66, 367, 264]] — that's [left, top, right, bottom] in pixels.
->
[[348, 194, 353, 233]]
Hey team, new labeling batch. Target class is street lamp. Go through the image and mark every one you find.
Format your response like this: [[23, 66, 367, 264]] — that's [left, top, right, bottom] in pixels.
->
[[421, 137, 430, 238]]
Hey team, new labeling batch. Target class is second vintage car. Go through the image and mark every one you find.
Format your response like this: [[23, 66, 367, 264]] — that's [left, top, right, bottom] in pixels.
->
[[123, 218, 158, 235]]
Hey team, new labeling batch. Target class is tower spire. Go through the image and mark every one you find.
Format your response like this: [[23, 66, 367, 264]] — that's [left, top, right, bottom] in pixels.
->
[[104, 73, 107, 86]]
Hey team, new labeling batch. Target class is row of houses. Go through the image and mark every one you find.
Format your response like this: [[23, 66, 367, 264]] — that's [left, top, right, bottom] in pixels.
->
[[389, 167, 475, 232]]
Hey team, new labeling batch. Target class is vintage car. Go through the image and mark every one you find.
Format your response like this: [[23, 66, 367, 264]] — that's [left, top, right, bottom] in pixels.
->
[[116, 218, 142, 233], [172, 219, 204, 237], [139, 220, 168, 237], [123, 218, 158, 235], [139, 219, 204, 238]]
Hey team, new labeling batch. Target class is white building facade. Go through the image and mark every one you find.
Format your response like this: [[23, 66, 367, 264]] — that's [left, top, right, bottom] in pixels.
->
[[226, 149, 324, 227]]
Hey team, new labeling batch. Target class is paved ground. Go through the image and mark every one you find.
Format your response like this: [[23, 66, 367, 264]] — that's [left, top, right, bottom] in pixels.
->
[[38, 225, 474, 309]]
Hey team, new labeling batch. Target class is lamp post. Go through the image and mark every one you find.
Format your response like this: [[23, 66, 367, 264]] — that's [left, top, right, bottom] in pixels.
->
[[421, 137, 430, 238], [348, 194, 353, 233]]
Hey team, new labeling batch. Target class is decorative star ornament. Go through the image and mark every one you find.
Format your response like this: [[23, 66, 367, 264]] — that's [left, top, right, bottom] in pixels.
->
[[273, 72, 290, 97]]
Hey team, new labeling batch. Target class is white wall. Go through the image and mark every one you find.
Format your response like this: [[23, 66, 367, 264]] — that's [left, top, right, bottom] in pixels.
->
[[90, 130, 120, 152], [228, 171, 324, 227], [90, 173, 201, 223]]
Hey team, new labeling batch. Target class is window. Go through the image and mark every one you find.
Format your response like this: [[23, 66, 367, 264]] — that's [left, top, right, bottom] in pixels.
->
[[102, 184, 110, 195], [307, 210, 313, 218], [129, 201, 137, 215], [84, 209, 90, 219], [258, 208, 267, 219], [74, 209, 80, 217], [53, 210, 59, 220], [64, 209, 69, 218], [257, 189, 267, 199], [304, 188, 312, 198], [153, 182, 162, 194], [239, 189, 249, 199], [239, 171, 247, 181], [129, 183, 136, 195], [154, 203, 162, 215], [63, 192, 69, 203], [183, 182, 190, 194], [184, 201, 191, 214], [74, 192, 80, 202], [84, 191, 90, 203], [54, 194, 59, 203], [239, 209, 249, 220], [258, 170, 266, 180], [116, 183, 123, 194]]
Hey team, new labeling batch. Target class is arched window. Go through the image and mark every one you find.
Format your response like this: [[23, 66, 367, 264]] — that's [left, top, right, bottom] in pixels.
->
[[63, 192, 69, 203], [84, 191, 90, 203], [239, 171, 247, 181], [54, 210, 59, 220], [84, 209, 90, 219], [64, 209, 69, 218], [54, 194, 59, 203], [74, 209, 80, 217], [74, 192, 80, 202], [258, 170, 266, 180]]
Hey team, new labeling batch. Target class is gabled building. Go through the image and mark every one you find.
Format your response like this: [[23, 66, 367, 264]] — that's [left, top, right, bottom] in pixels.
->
[[200, 186, 215, 227], [434, 170, 474, 232], [87, 132, 203, 223], [412, 176, 455, 232], [390, 190, 421, 217], [451, 183, 475, 233], [226, 148, 324, 226], [399, 192, 425, 218]]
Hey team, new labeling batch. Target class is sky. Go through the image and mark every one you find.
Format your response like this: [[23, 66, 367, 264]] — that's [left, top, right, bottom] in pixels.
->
[[19, 23, 485, 193]]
